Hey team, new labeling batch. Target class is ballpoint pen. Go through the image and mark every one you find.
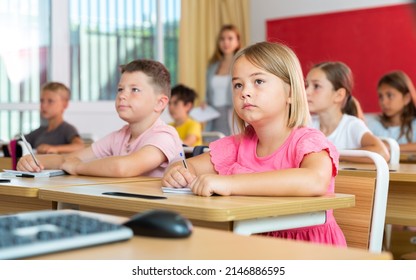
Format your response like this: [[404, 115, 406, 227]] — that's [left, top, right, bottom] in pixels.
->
[[20, 134, 40, 167], [180, 152, 188, 169], [16, 174, 35, 178]]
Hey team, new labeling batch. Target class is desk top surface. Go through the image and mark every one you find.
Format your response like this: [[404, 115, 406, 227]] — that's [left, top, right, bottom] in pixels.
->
[[339, 162, 416, 182], [27, 224, 391, 260], [0, 175, 159, 197], [38, 180, 355, 222], [400, 152, 416, 163]]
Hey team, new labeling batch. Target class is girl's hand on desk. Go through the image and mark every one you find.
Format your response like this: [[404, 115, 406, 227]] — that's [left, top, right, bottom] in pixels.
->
[[190, 174, 231, 197], [61, 156, 81, 175], [162, 164, 196, 188], [16, 155, 44, 172]]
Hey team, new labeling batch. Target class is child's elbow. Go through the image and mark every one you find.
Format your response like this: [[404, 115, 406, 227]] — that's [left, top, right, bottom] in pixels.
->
[[311, 184, 328, 196], [313, 187, 328, 196], [311, 172, 331, 196]]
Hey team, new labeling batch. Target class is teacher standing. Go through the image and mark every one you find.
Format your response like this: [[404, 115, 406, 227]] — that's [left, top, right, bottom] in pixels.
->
[[204, 24, 241, 136]]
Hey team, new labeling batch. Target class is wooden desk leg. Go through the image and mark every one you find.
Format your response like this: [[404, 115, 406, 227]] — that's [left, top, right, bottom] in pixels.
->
[[233, 211, 326, 235], [57, 202, 80, 210]]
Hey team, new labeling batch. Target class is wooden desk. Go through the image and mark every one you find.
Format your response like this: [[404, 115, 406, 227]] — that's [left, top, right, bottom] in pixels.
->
[[0, 157, 12, 170], [0, 175, 159, 214], [38, 180, 355, 234], [339, 162, 416, 226], [28, 226, 391, 260], [400, 152, 416, 163]]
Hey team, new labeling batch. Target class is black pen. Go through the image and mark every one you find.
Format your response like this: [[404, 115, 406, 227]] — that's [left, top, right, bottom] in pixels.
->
[[0, 179, 11, 183], [180, 152, 188, 169], [16, 174, 35, 178]]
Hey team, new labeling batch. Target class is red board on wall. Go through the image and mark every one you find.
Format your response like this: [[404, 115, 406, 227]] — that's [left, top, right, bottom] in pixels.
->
[[267, 4, 416, 113]]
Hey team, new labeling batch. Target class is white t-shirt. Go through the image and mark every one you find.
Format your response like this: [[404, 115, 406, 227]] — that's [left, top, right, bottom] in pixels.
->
[[311, 114, 371, 150], [210, 75, 230, 107], [366, 114, 416, 144]]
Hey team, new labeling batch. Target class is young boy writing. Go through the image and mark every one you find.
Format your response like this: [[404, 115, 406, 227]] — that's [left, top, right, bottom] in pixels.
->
[[17, 59, 183, 177], [168, 84, 202, 146], [24, 82, 84, 154]]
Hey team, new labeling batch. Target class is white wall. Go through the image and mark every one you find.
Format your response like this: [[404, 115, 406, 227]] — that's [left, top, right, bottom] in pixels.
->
[[65, 101, 173, 140], [249, 0, 411, 43]]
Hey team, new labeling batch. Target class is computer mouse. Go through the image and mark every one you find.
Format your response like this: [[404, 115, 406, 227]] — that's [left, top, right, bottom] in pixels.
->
[[123, 209, 193, 238]]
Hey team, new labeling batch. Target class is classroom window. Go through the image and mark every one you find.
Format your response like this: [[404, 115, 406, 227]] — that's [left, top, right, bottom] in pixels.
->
[[0, 0, 180, 142], [0, 0, 50, 142], [69, 0, 180, 101]]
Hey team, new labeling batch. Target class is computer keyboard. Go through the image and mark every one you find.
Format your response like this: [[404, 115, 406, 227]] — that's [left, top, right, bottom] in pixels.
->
[[0, 210, 133, 259]]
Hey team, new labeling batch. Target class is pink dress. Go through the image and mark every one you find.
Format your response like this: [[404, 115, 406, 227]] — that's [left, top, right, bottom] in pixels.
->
[[209, 125, 347, 247], [91, 118, 183, 177]]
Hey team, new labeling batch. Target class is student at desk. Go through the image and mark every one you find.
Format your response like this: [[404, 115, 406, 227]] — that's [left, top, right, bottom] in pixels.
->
[[23, 82, 85, 154], [366, 70, 416, 152], [2, 82, 84, 163], [168, 84, 202, 147], [17, 59, 183, 177], [305, 61, 390, 162], [163, 41, 346, 247]]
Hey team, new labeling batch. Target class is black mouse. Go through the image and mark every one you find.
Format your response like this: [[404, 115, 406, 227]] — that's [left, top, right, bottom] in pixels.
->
[[123, 209, 192, 238]]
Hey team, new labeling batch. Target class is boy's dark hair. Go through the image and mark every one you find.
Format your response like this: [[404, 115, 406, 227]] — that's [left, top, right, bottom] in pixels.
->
[[41, 82, 71, 100], [171, 84, 197, 105], [120, 59, 171, 97]]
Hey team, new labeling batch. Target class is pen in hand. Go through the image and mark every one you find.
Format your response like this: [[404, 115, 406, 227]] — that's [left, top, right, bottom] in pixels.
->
[[20, 134, 41, 168], [180, 152, 188, 169]]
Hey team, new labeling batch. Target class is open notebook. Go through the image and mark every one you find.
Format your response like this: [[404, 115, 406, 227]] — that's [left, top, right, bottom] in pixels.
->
[[2, 169, 67, 178]]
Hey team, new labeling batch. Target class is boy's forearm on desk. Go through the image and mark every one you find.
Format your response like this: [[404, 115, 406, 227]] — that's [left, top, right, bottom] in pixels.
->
[[71, 156, 152, 177], [36, 154, 65, 169], [68, 159, 115, 177]]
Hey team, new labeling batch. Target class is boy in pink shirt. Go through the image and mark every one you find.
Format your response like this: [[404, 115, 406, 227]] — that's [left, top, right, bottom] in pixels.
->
[[17, 59, 183, 177]]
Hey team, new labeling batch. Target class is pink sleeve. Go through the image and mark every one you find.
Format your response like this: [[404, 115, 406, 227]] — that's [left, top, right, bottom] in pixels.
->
[[140, 126, 183, 165], [209, 136, 239, 174], [295, 130, 339, 176], [91, 129, 122, 158]]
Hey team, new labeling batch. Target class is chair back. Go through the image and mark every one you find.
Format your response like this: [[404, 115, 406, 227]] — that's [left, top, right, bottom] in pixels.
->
[[202, 131, 225, 145], [192, 145, 210, 157], [377, 137, 399, 251], [379, 137, 400, 165], [334, 150, 389, 252], [182, 145, 210, 158], [3, 140, 23, 170], [80, 133, 96, 146], [335, 175, 376, 250]]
